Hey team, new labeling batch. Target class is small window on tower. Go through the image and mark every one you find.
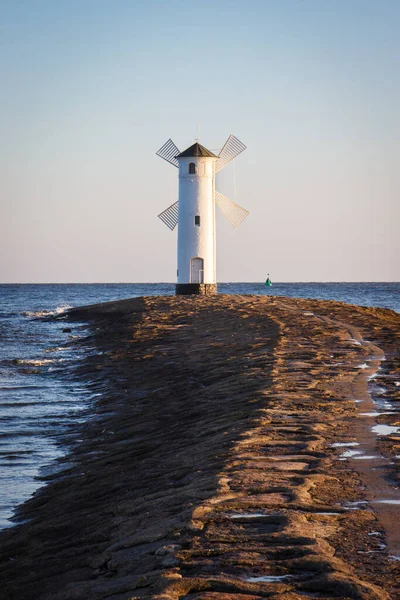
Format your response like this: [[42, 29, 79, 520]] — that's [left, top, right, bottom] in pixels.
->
[[195, 215, 200, 226], [189, 162, 196, 174]]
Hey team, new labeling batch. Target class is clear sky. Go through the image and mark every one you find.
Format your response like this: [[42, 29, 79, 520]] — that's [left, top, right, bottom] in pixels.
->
[[1, 0, 399, 282]]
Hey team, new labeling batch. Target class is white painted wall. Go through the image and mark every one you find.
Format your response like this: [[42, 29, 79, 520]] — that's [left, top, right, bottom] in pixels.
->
[[177, 156, 217, 284]]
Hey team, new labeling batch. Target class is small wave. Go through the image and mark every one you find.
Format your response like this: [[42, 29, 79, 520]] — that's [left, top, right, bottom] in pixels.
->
[[55, 304, 72, 313], [21, 310, 54, 318], [45, 347, 70, 353], [0, 452, 33, 458], [0, 401, 63, 407], [0, 455, 32, 462], [15, 359, 56, 366], [21, 304, 72, 319], [0, 431, 44, 438], [16, 358, 67, 367], [0, 385, 45, 391]]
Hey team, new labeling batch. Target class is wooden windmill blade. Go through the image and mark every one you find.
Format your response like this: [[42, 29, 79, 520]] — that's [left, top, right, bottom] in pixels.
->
[[156, 139, 180, 167], [215, 191, 249, 228], [158, 201, 179, 230], [215, 135, 246, 172]]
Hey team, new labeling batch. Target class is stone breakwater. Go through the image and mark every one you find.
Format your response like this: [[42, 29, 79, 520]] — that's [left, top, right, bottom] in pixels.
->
[[0, 295, 399, 600]]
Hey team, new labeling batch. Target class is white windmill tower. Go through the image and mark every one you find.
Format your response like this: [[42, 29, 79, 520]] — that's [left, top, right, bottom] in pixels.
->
[[156, 135, 249, 295]]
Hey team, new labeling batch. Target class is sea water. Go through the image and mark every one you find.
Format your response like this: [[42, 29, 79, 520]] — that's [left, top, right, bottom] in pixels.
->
[[0, 282, 399, 528]]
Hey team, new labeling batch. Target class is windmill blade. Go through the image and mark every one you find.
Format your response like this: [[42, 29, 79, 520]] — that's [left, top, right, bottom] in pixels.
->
[[156, 139, 180, 168], [215, 135, 246, 173], [215, 191, 249, 228], [158, 201, 179, 230]]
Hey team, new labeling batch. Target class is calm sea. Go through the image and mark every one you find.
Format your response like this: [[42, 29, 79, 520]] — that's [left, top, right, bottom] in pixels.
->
[[0, 282, 399, 529]]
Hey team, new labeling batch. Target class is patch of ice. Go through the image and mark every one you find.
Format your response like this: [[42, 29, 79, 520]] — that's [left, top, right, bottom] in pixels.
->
[[372, 424, 400, 436], [343, 501, 368, 510], [230, 513, 265, 519], [314, 512, 341, 516], [371, 385, 388, 395], [353, 455, 381, 460], [247, 575, 292, 583], [331, 442, 360, 448], [342, 449, 363, 458], [375, 400, 396, 411]]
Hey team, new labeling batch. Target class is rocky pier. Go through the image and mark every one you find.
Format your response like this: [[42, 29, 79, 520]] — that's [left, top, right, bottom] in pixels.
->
[[1, 295, 399, 599]]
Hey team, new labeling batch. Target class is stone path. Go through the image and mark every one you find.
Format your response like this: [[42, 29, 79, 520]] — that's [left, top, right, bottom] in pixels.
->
[[0, 295, 399, 599]]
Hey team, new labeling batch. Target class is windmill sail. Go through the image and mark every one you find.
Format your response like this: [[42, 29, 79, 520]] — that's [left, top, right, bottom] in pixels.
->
[[156, 139, 180, 168], [158, 201, 179, 230], [215, 191, 249, 228], [215, 135, 246, 172]]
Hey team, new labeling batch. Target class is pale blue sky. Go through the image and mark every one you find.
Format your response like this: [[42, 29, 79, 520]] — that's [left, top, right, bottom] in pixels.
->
[[1, 0, 399, 282]]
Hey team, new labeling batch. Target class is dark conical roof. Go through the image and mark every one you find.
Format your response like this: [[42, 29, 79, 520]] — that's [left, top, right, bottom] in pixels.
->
[[176, 142, 218, 158]]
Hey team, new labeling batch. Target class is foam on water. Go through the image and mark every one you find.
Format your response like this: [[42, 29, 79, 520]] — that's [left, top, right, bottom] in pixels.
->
[[21, 304, 72, 318]]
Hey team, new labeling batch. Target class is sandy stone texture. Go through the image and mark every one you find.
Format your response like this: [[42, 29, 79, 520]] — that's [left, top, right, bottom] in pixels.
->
[[0, 295, 399, 599]]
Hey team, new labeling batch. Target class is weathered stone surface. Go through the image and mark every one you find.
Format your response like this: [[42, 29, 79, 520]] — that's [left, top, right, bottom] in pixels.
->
[[0, 295, 399, 599]]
